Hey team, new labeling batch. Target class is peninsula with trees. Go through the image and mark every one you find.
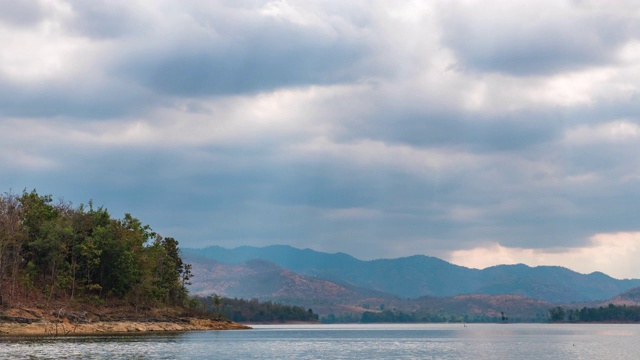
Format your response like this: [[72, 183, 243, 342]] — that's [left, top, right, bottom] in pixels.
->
[[0, 190, 249, 335]]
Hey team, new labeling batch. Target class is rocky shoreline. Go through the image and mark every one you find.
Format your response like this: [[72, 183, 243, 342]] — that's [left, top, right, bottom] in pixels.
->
[[0, 307, 250, 336], [0, 318, 250, 336]]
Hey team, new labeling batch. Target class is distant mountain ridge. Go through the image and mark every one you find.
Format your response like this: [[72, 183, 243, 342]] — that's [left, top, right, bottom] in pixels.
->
[[182, 245, 640, 304], [184, 254, 388, 302]]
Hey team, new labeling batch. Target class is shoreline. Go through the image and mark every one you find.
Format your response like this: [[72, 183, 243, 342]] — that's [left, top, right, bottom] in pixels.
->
[[0, 318, 251, 336], [0, 304, 251, 336]]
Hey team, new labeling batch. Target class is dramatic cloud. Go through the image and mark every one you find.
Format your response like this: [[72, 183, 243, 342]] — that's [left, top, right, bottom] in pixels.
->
[[2, 0, 640, 278], [438, 0, 640, 75], [114, 3, 373, 96]]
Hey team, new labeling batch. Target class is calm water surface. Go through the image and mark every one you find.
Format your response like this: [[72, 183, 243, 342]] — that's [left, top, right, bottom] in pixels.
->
[[1, 323, 639, 359]]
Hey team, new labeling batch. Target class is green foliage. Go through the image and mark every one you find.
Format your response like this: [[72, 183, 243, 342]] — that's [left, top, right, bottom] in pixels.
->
[[0, 189, 192, 308], [549, 304, 640, 323], [320, 313, 361, 324], [321, 310, 513, 324], [192, 295, 319, 323], [149, 236, 185, 305], [548, 306, 566, 322]]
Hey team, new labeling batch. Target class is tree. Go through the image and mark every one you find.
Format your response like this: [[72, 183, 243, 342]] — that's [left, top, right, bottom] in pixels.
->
[[214, 294, 222, 315], [549, 307, 565, 322], [0, 192, 24, 304], [19, 190, 67, 300]]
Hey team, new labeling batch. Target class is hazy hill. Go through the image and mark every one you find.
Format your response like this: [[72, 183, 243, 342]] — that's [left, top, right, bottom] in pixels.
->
[[474, 265, 640, 304], [186, 254, 392, 303], [183, 254, 553, 321], [410, 294, 553, 322], [183, 245, 640, 304], [603, 287, 640, 306], [183, 246, 474, 298]]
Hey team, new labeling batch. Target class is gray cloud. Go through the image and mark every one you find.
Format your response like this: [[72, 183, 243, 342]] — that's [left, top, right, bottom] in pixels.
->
[[0, 1, 375, 118], [66, 0, 142, 39], [438, 1, 639, 76], [0, 0, 45, 27], [114, 15, 372, 96], [344, 108, 563, 153], [0, 76, 155, 118]]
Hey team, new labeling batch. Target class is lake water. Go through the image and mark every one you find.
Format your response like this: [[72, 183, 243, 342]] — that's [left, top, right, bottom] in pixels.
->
[[1, 323, 639, 359]]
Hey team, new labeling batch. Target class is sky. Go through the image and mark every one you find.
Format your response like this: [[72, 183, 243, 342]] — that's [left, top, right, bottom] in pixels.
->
[[2, 0, 640, 279]]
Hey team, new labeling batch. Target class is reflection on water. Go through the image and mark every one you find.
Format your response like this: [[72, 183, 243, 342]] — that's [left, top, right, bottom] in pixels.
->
[[1, 323, 640, 359]]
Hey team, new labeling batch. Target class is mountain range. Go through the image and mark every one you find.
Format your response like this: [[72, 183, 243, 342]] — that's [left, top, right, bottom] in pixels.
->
[[181, 245, 640, 321]]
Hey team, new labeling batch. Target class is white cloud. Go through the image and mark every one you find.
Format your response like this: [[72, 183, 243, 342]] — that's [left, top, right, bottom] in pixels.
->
[[0, 149, 57, 171], [564, 120, 640, 145], [0, 11, 83, 81], [447, 232, 640, 279]]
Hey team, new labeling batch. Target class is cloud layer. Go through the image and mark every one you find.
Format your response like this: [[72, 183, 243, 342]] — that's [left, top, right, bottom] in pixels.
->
[[3, 0, 640, 277]]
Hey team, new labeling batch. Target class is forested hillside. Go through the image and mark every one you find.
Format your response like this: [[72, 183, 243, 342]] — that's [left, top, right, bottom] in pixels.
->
[[0, 190, 191, 308]]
